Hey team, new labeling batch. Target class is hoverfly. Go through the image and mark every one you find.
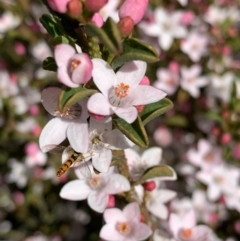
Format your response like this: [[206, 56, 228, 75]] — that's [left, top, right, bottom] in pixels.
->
[[42, 145, 92, 178]]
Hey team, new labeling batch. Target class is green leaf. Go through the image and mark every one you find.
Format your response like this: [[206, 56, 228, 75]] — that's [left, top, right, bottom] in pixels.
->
[[49, 35, 70, 46], [40, 14, 64, 37], [58, 86, 98, 111], [42, 57, 57, 72], [230, 81, 238, 111], [133, 165, 175, 185], [85, 18, 121, 55], [111, 38, 159, 69], [140, 98, 173, 126], [113, 116, 149, 148]]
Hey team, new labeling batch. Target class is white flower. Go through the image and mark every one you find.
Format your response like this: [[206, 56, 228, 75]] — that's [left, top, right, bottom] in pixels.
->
[[139, 8, 187, 50], [154, 68, 179, 95], [39, 87, 89, 153], [146, 188, 177, 219], [99, 0, 120, 22], [87, 59, 166, 123], [196, 165, 240, 201], [89, 117, 134, 173], [181, 32, 208, 62], [186, 139, 223, 171], [180, 65, 209, 98], [0, 70, 19, 98], [0, 11, 20, 34], [60, 167, 130, 213], [100, 202, 152, 241], [31, 40, 52, 62]]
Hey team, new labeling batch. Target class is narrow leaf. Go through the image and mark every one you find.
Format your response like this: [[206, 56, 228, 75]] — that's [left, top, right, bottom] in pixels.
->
[[49, 35, 70, 46], [40, 14, 64, 37], [133, 165, 175, 185], [111, 38, 159, 69], [113, 116, 149, 148], [140, 98, 173, 125], [42, 57, 57, 72]]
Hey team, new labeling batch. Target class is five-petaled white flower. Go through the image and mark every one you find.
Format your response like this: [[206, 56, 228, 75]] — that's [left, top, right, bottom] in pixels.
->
[[87, 59, 166, 124], [100, 202, 152, 241]]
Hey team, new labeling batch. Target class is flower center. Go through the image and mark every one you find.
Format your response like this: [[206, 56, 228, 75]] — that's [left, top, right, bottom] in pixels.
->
[[88, 176, 102, 189], [117, 222, 131, 235], [115, 82, 130, 98], [54, 103, 82, 119], [181, 228, 192, 238], [166, 78, 175, 86], [204, 152, 214, 162], [214, 175, 225, 184], [69, 59, 81, 72]]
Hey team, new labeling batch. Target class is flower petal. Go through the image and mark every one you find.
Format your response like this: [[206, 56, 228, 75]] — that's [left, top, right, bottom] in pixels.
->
[[88, 93, 114, 115], [178, 225, 211, 241], [104, 174, 130, 194], [169, 213, 182, 238], [133, 222, 152, 240], [88, 192, 108, 213], [92, 149, 112, 172], [123, 202, 140, 222], [141, 147, 162, 167], [147, 201, 168, 219], [130, 85, 167, 105], [89, 116, 112, 133], [100, 224, 124, 241], [54, 44, 75, 67], [60, 180, 91, 200], [41, 87, 61, 115], [102, 129, 135, 149], [182, 209, 196, 228], [104, 208, 126, 223], [113, 106, 138, 124], [92, 58, 116, 96], [57, 66, 79, 88], [39, 118, 68, 151], [116, 61, 147, 89], [67, 120, 89, 153]]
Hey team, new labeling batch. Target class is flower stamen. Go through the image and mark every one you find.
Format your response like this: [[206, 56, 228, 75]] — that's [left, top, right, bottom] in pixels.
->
[[70, 59, 81, 73], [117, 222, 131, 235], [115, 83, 130, 99]]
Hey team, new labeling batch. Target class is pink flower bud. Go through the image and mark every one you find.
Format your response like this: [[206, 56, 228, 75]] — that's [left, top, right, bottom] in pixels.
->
[[25, 142, 39, 156], [14, 42, 26, 55], [119, 0, 148, 24], [47, 0, 70, 13], [168, 61, 180, 73], [234, 220, 240, 234], [91, 13, 104, 28], [85, 0, 108, 12], [140, 214, 145, 222], [117, 16, 134, 36], [29, 105, 39, 116], [140, 76, 150, 85], [31, 125, 41, 136], [143, 181, 156, 191], [233, 143, 240, 159], [220, 133, 231, 144], [67, 0, 82, 18], [107, 195, 115, 208], [135, 105, 145, 113], [13, 191, 25, 205], [222, 45, 231, 55], [88, 112, 106, 120], [180, 11, 195, 26]]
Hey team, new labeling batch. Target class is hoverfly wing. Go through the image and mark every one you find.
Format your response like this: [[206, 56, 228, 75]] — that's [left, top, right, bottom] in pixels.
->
[[74, 155, 92, 180], [41, 144, 66, 154]]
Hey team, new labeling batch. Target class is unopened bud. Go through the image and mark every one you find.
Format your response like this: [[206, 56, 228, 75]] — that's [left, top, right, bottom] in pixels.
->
[[135, 105, 145, 113], [143, 181, 156, 191], [107, 195, 115, 208], [220, 133, 231, 144], [85, 0, 108, 12], [88, 112, 106, 120], [67, 0, 82, 18], [117, 16, 134, 36], [139, 76, 150, 85], [140, 214, 145, 222], [91, 13, 104, 28], [47, 0, 70, 13]]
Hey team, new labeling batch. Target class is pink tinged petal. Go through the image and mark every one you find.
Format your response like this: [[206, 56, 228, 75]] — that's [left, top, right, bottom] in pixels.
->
[[41, 87, 61, 115], [141, 147, 162, 167], [169, 213, 182, 238], [71, 53, 93, 84], [196, 171, 212, 184], [147, 201, 168, 219], [182, 209, 196, 228], [207, 184, 221, 201], [102, 129, 134, 149], [100, 224, 125, 241], [198, 139, 211, 155], [124, 148, 141, 166], [88, 93, 114, 115], [92, 149, 112, 172], [57, 66, 79, 88], [60, 180, 91, 200], [129, 85, 167, 105], [178, 225, 211, 241], [54, 44, 75, 67], [67, 120, 89, 153], [89, 116, 112, 133], [91, 13, 104, 27], [39, 118, 68, 151], [133, 222, 152, 240], [116, 61, 147, 89], [187, 149, 201, 167], [156, 189, 177, 203], [88, 192, 108, 213], [104, 174, 131, 194], [92, 58, 116, 96], [123, 202, 140, 222], [113, 106, 138, 124], [48, 0, 70, 13], [104, 208, 126, 223]]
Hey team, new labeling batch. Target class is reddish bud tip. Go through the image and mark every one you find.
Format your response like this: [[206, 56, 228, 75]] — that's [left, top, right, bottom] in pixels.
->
[[220, 133, 231, 144], [107, 195, 115, 208], [85, 0, 108, 12], [140, 76, 150, 85], [140, 214, 145, 222], [117, 16, 134, 36], [135, 105, 145, 113], [143, 181, 156, 191], [88, 112, 106, 120], [67, 0, 82, 18]]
